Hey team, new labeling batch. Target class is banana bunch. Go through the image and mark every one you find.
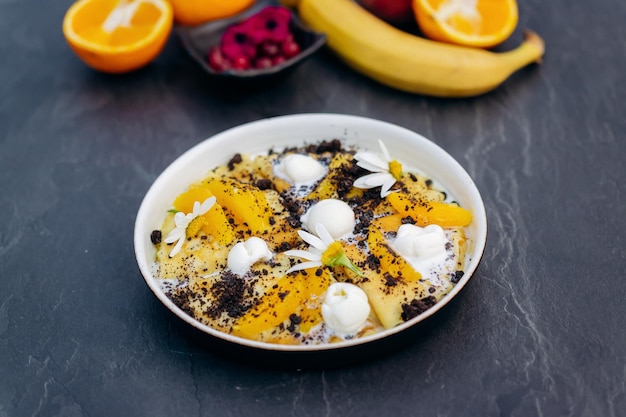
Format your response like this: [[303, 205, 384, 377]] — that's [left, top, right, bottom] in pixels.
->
[[294, 0, 544, 97]]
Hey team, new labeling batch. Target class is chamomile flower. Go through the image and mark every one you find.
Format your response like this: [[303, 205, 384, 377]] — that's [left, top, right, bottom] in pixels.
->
[[164, 197, 217, 258], [284, 223, 363, 276], [353, 139, 403, 198]]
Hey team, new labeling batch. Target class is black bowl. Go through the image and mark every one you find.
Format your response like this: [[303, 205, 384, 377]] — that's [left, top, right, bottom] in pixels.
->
[[175, 2, 326, 87]]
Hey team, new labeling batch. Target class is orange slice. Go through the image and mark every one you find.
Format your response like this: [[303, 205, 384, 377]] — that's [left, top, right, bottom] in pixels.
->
[[63, 0, 173, 73], [413, 0, 518, 48], [169, 0, 255, 26]]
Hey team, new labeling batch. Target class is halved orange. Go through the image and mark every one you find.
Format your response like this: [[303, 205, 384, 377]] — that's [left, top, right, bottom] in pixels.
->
[[169, 0, 255, 26], [413, 0, 518, 48], [63, 0, 173, 73]]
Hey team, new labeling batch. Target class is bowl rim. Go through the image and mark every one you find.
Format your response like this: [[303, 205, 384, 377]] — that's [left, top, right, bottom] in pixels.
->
[[134, 113, 487, 352]]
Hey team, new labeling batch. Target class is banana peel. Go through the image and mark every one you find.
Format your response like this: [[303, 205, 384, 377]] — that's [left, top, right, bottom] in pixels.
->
[[294, 0, 544, 97]]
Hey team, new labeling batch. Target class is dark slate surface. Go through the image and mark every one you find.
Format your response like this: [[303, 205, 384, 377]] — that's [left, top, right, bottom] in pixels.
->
[[1, 0, 624, 416]]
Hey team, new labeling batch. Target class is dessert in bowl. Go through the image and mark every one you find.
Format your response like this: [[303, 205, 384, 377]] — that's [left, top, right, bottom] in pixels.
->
[[134, 114, 487, 358]]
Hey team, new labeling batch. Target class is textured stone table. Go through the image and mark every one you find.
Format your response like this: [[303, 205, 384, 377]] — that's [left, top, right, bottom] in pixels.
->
[[1, 0, 624, 416]]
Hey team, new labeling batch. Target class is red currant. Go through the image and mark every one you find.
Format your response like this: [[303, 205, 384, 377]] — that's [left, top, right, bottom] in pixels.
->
[[208, 46, 230, 72], [281, 41, 300, 59], [254, 57, 274, 69], [272, 55, 286, 66], [231, 55, 251, 70], [260, 40, 280, 57]]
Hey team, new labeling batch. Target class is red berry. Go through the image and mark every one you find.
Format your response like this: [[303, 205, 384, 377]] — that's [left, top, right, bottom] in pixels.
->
[[254, 57, 274, 69], [231, 55, 250, 70], [272, 55, 286, 66], [208, 46, 230, 72], [281, 41, 300, 59], [260, 40, 280, 57]]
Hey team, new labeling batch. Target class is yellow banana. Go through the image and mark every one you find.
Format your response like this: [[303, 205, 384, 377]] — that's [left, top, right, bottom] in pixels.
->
[[297, 0, 544, 97]]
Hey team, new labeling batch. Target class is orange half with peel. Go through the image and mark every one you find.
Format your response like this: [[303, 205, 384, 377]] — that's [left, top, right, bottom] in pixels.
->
[[63, 0, 173, 73], [413, 0, 518, 48]]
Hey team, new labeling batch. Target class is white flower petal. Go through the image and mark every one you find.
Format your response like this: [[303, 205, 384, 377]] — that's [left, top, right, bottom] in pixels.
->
[[284, 249, 321, 262], [297, 230, 327, 252], [353, 172, 389, 189], [378, 140, 392, 162], [168, 236, 185, 258], [191, 200, 202, 215], [197, 196, 217, 216], [314, 223, 335, 246], [286, 261, 323, 274], [380, 176, 398, 198], [356, 160, 386, 174], [354, 152, 388, 172], [173, 211, 189, 227], [163, 229, 183, 244]]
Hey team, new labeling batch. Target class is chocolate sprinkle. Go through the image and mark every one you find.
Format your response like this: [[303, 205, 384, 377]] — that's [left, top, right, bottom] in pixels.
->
[[401, 296, 437, 321], [227, 153, 243, 170], [450, 270, 465, 284], [384, 273, 398, 286], [206, 271, 255, 319], [255, 178, 273, 190]]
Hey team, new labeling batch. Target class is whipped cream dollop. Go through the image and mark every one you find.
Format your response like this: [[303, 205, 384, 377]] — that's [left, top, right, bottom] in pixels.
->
[[322, 282, 371, 335], [276, 154, 326, 185], [227, 237, 273, 275], [392, 224, 448, 275], [302, 199, 355, 239]]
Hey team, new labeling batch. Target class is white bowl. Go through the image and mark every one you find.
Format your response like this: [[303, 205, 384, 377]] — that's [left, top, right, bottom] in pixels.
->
[[134, 113, 487, 361]]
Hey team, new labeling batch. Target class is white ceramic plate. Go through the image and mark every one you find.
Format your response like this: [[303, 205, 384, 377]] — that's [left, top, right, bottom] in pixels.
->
[[134, 113, 487, 354]]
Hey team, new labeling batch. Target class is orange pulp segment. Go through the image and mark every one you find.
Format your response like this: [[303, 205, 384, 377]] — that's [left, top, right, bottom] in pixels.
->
[[387, 193, 473, 227], [413, 0, 518, 48], [62, 0, 173, 73]]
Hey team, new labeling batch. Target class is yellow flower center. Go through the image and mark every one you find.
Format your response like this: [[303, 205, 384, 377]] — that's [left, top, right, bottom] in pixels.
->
[[321, 241, 344, 266], [321, 241, 363, 277], [389, 159, 403, 180], [186, 215, 208, 238]]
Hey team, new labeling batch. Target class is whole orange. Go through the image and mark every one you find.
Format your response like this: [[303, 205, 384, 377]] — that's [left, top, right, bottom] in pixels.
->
[[169, 0, 255, 26]]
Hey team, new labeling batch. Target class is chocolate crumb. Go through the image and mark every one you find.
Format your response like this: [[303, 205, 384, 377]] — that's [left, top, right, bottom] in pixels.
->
[[401, 216, 415, 225], [206, 271, 254, 319], [384, 273, 398, 286], [255, 178, 273, 190], [401, 296, 437, 321], [309, 139, 342, 154], [289, 313, 301, 324], [227, 153, 243, 170], [450, 270, 464, 284], [365, 254, 381, 271]]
